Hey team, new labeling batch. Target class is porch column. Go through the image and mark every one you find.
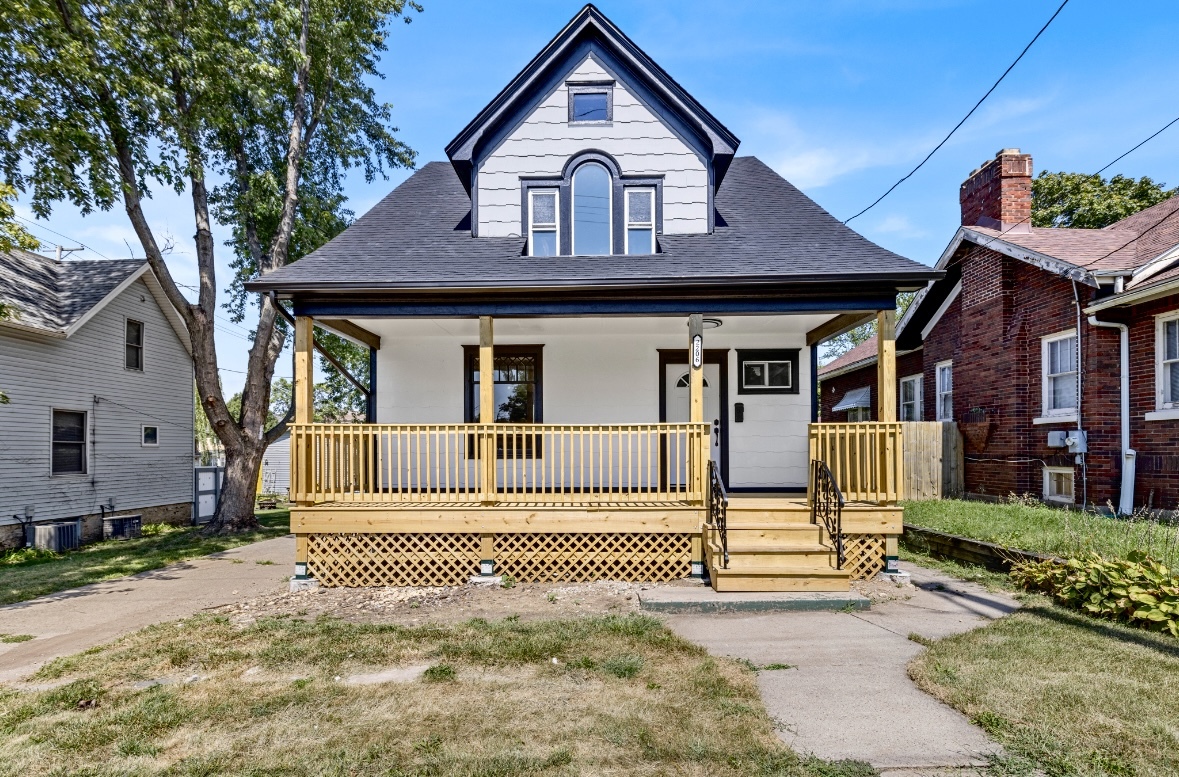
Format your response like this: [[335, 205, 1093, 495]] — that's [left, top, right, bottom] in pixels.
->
[[292, 316, 314, 583], [876, 309, 897, 422], [688, 314, 704, 423], [479, 316, 496, 505]]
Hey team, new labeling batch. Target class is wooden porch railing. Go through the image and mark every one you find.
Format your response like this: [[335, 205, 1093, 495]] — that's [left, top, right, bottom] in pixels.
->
[[808, 422, 905, 504], [290, 422, 710, 506]]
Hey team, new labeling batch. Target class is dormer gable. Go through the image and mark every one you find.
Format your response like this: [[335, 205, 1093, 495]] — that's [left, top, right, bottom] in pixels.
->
[[445, 4, 740, 247]]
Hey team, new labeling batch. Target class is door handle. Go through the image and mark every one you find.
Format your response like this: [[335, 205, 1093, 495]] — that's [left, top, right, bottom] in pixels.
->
[[712, 419, 720, 445]]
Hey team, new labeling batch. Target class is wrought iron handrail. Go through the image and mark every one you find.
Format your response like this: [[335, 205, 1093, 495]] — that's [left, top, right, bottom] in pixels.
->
[[708, 459, 729, 568], [810, 459, 845, 569]]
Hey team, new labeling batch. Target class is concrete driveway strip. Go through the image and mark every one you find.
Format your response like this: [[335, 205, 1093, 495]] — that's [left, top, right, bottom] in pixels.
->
[[0, 535, 294, 683], [665, 563, 1020, 771]]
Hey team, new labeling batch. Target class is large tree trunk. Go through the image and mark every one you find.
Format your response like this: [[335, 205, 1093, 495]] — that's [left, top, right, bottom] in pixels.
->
[[208, 442, 266, 534]]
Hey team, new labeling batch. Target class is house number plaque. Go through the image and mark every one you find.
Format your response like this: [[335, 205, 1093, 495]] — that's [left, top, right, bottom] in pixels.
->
[[692, 335, 703, 368]]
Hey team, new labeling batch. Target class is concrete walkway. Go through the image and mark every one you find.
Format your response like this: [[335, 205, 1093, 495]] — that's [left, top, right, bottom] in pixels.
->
[[666, 562, 1020, 773], [0, 535, 293, 683]]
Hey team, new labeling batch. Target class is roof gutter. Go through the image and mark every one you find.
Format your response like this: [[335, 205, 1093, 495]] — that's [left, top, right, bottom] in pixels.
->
[[1084, 276, 1179, 313]]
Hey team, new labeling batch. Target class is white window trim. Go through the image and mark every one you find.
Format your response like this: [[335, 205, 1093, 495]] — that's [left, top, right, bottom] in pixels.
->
[[935, 360, 953, 421], [624, 187, 655, 255], [1040, 329, 1079, 418], [847, 406, 871, 423], [900, 373, 923, 421], [1043, 466, 1075, 504], [741, 359, 793, 390], [141, 425, 160, 447], [571, 162, 612, 256], [527, 189, 559, 257], [1156, 310, 1179, 412], [50, 408, 89, 477]]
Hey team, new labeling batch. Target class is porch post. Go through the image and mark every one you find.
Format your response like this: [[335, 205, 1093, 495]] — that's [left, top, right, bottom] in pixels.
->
[[292, 316, 314, 585], [876, 310, 896, 422], [688, 314, 704, 423], [479, 316, 496, 504]]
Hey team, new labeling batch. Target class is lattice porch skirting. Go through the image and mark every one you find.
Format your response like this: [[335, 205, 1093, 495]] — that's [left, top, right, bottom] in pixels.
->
[[306, 532, 692, 587], [843, 533, 886, 580]]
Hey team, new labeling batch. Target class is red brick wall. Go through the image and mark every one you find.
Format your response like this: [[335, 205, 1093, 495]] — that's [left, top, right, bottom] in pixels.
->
[[1126, 293, 1179, 511], [819, 350, 923, 423], [959, 150, 1033, 227]]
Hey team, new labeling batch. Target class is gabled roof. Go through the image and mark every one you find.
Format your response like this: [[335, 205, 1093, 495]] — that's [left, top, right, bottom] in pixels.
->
[[898, 194, 1179, 348], [246, 157, 940, 294], [818, 335, 879, 378], [444, 4, 740, 194], [0, 248, 190, 352]]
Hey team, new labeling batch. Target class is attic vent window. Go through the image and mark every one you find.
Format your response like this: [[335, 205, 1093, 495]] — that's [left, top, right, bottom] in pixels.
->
[[568, 84, 612, 123]]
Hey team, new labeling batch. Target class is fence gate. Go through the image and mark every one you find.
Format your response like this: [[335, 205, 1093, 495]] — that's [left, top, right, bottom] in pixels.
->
[[901, 422, 963, 500], [193, 466, 225, 524]]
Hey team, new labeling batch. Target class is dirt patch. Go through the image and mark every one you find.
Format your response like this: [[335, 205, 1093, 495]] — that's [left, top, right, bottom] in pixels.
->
[[852, 575, 916, 605], [211, 578, 709, 626]]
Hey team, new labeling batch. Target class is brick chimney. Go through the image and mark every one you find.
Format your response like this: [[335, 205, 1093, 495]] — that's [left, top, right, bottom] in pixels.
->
[[959, 148, 1033, 231]]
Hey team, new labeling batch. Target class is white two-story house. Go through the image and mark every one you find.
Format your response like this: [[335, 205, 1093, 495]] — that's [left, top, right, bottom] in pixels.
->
[[247, 5, 939, 592]]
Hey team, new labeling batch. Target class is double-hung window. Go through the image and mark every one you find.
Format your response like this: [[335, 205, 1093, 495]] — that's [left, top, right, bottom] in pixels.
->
[[52, 410, 87, 475], [528, 190, 558, 257], [1041, 331, 1078, 417], [1160, 313, 1179, 410], [935, 361, 953, 421], [125, 319, 144, 371], [900, 374, 923, 421], [625, 188, 654, 255]]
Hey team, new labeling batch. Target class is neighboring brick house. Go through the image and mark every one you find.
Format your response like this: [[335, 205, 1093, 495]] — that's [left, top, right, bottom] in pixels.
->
[[820, 148, 1179, 513]]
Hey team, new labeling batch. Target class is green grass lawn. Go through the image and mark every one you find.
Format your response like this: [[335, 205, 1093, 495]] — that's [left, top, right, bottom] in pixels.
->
[[0, 613, 873, 777], [0, 510, 290, 606], [910, 595, 1179, 777], [904, 499, 1179, 567]]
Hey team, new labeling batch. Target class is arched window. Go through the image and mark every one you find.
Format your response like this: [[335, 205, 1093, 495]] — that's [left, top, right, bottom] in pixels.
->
[[572, 162, 611, 255], [675, 373, 710, 388]]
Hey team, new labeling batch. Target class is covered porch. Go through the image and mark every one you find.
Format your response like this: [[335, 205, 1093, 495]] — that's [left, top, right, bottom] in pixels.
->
[[286, 309, 906, 592]]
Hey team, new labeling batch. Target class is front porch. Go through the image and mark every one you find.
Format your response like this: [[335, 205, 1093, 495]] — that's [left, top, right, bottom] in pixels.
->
[[286, 308, 908, 592]]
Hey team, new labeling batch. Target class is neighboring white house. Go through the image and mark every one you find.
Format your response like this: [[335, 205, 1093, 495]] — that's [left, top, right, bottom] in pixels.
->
[[0, 248, 193, 549], [261, 431, 291, 497]]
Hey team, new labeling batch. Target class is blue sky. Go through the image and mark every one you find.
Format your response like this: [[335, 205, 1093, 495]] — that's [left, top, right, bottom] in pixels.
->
[[14, 0, 1179, 393]]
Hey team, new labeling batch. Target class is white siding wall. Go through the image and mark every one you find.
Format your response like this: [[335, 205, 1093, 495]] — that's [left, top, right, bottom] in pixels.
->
[[0, 278, 193, 526], [477, 54, 709, 237], [262, 432, 291, 496], [369, 316, 825, 489]]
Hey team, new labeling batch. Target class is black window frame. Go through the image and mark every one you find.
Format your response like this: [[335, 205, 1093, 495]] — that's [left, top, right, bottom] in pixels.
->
[[567, 82, 613, 124], [51, 409, 88, 475], [736, 349, 800, 395], [125, 318, 144, 371], [462, 344, 544, 459]]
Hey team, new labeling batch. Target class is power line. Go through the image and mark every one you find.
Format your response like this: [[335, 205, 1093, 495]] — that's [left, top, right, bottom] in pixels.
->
[[1078, 199, 1179, 269], [12, 214, 114, 260], [843, 0, 1070, 225]]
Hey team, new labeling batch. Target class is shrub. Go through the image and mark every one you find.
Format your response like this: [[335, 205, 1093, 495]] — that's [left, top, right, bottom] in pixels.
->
[[1011, 551, 1179, 637]]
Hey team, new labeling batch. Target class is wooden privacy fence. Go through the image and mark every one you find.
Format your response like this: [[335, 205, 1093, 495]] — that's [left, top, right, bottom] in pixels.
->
[[290, 422, 710, 505], [901, 421, 963, 500], [808, 422, 905, 504]]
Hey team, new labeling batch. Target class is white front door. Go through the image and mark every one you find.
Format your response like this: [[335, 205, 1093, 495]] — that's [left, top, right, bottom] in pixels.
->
[[665, 363, 722, 464]]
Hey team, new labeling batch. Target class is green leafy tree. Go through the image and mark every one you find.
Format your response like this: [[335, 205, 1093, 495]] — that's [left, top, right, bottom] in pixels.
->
[[313, 333, 370, 422], [1033, 172, 1176, 229], [0, 0, 418, 532], [0, 183, 39, 256]]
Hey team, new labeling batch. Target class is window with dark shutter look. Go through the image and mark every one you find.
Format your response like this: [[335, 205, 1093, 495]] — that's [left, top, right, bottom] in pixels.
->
[[52, 410, 87, 475], [126, 319, 144, 371]]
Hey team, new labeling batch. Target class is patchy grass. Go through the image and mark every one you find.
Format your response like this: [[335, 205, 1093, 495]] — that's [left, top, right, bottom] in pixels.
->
[[0, 510, 290, 606], [910, 595, 1179, 777], [0, 634, 34, 644], [0, 613, 869, 776], [904, 499, 1179, 567]]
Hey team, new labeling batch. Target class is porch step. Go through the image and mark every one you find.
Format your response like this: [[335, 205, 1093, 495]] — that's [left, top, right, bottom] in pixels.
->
[[724, 522, 827, 543], [707, 565, 851, 593]]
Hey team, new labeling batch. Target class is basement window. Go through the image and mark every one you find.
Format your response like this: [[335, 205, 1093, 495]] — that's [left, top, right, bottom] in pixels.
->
[[1043, 466, 1075, 504]]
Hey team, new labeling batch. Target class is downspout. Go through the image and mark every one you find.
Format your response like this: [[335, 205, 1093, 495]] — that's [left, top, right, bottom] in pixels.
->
[[1072, 282, 1087, 508], [1088, 316, 1135, 515]]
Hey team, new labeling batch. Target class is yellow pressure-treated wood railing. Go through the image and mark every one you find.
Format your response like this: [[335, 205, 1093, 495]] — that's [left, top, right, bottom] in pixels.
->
[[808, 422, 905, 504], [291, 422, 710, 506]]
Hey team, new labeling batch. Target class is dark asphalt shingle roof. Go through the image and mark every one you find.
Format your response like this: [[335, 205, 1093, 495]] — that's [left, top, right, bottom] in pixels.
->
[[0, 248, 145, 333], [247, 157, 937, 292]]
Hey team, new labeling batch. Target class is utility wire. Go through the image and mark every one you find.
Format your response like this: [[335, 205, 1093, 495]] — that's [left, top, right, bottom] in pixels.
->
[[12, 214, 115, 260], [843, 0, 1070, 224]]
